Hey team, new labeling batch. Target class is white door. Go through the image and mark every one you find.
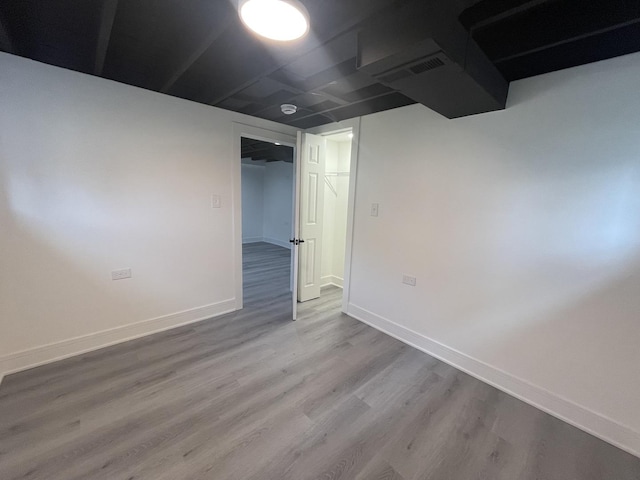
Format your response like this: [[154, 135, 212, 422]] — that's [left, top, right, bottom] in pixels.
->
[[291, 132, 302, 319], [296, 132, 326, 303]]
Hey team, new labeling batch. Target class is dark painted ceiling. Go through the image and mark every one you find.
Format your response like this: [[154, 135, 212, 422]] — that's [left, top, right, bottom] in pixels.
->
[[241, 137, 293, 163], [0, 0, 638, 128], [461, 0, 640, 81]]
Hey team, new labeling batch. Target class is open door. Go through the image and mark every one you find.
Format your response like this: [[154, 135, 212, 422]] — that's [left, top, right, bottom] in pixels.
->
[[295, 132, 326, 304], [291, 132, 302, 320]]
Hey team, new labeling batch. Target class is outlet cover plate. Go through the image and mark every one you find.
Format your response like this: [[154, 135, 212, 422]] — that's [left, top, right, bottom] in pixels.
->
[[371, 203, 379, 217], [112, 268, 132, 280], [402, 275, 416, 286]]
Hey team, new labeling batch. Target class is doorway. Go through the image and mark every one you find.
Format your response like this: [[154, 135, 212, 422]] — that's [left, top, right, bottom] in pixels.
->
[[240, 137, 295, 311], [232, 124, 297, 314], [320, 131, 352, 292], [294, 126, 357, 319], [233, 121, 359, 321]]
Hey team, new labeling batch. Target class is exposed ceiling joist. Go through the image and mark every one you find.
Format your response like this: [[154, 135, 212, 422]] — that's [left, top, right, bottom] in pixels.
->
[[470, 0, 640, 59], [161, 25, 230, 94], [94, 0, 119, 76], [290, 89, 403, 123], [241, 137, 294, 163], [207, 42, 328, 107], [465, 0, 550, 31], [495, 17, 640, 64], [251, 156, 291, 163], [245, 72, 350, 119], [462, 0, 640, 80]]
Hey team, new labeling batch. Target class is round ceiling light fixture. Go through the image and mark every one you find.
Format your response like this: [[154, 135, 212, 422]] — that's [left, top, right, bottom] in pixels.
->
[[239, 0, 310, 42]]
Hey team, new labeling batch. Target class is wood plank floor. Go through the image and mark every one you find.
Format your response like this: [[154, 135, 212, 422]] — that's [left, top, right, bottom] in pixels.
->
[[1, 242, 639, 479]]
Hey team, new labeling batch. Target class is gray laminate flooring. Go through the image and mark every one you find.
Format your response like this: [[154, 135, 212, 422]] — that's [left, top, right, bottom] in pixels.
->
[[1, 242, 639, 479]]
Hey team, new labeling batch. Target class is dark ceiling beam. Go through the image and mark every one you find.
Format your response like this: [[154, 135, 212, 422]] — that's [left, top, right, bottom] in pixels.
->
[[458, 0, 555, 30], [244, 145, 285, 153], [241, 143, 294, 162], [208, 41, 333, 107], [242, 147, 291, 157], [245, 79, 350, 120], [94, 0, 119, 76], [471, 0, 640, 60], [242, 149, 276, 157], [240, 57, 370, 120], [468, 0, 550, 32], [251, 155, 292, 162], [495, 17, 640, 64], [241, 142, 277, 152], [0, 13, 15, 54], [160, 25, 229, 94], [244, 154, 293, 162], [285, 89, 402, 123]]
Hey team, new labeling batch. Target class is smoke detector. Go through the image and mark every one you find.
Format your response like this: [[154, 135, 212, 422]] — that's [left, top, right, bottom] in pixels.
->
[[281, 104, 298, 115]]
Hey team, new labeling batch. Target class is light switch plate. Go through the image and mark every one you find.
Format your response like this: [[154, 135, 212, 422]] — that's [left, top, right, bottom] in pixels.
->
[[371, 203, 379, 217], [112, 268, 132, 280], [211, 194, 221, 208]]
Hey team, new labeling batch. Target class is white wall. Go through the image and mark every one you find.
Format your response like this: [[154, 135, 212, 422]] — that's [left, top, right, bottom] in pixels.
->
[[241, 162, 264, 243], [0, 53, 296, 374], [348, 52, 640, 456], [321, 141, 339, 284], [262, 161, 294, 249], [333, 141, 352, 281], [240, 160, 293, 249], [322, 139, 351, 287]]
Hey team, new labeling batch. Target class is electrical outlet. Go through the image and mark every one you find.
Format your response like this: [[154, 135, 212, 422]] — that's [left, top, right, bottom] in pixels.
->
[[211, 194, 221, 208], [371, 203, 379, 217], [112, 268, 132, 280], [402, 275, 417, 286]]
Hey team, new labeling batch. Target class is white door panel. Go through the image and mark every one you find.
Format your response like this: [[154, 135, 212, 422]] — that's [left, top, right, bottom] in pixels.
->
[[298, 133, 325, 302], [292, 132, 302, 319]]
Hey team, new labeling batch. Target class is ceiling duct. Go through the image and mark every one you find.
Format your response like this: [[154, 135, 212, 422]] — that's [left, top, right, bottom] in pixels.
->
[[357, 1, 509, 119]]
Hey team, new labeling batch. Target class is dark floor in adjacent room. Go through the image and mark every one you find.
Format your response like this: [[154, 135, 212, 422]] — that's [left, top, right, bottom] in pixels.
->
[[1, 242, 639, 479]]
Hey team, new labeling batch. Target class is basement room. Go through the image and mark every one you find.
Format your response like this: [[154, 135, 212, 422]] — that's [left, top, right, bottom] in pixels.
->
[[1, 0, 639, 478]]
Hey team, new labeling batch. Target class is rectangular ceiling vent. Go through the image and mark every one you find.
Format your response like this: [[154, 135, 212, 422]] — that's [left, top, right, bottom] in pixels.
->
[[410, 56, 445, 74], [376, 53, 449, 87], [357, 2, 509, 119]]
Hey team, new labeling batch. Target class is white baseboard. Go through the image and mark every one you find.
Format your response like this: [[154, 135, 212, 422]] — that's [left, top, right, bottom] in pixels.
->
[[0, 299, 236, 377], [242, 237, 263, 244], [262, 237, 292, 250], [346, 303, 640, 459], [321, 275, 344, 288]]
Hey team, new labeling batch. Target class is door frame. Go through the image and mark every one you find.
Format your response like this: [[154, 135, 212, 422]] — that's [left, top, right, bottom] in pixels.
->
[[232, 122, 297, 310], [304, 118, 362, 314]]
